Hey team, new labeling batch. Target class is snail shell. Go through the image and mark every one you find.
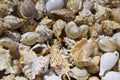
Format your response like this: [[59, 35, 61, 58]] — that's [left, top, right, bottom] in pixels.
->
[[65, 21, 81, 39], [99, 51, 119, 77], [102, 71, 120, 80]]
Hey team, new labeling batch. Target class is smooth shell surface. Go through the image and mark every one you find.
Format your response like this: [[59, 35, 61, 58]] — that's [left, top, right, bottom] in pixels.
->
[[99, 51, 119, 77]]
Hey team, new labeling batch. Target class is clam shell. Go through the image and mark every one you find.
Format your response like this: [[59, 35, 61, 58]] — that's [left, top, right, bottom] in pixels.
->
[[102, 71, 120, 80], [99, 51, 119, 77]]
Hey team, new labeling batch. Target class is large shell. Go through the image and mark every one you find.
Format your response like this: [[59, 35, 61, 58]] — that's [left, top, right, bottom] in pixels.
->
[[50, 9, 75, 22], [111, 8, 120, 23], [67, 0, 83, 13], [20, 32, 38, 46], [35, 24, 53, 42], [102, 71, 120, 80], [101, 20, 120, 35], [99, 51, 119, 77], [4, 15, 25, 29], [98, 35, 117, 52], [65, 21, 81, 39]]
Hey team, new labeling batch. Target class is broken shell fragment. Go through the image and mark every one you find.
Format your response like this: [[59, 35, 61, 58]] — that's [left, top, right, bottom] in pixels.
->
[[99, 51, 119, 77]]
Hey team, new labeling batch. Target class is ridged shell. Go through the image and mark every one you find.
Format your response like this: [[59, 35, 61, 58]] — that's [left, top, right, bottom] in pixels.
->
[[99, 51, 119, 77]]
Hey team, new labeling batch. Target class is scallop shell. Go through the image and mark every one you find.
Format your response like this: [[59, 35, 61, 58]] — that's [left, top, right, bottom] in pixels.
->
[[98, 35, 117, 52], [35, 24, 53, 42], [102, 71, 120, 80], [46, 0, 64, 13], [111, 8, 120, 23], [20, 32, 38, 46], [99, 51, 119, 77], [101, 20, 120, 35], [67, 0, 83, 13], [65, 21, 81, 39], [4, 15, 25, 29], [50, 9, 75, 22]]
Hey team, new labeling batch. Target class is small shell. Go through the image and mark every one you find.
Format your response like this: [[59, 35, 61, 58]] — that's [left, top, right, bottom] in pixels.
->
[[35, 24, 53, 43], [88, 76, 100, 80], [83, 0, 94, 11], [65, 21, 81, 39], [111, 8, 120, 23], [79, 25, 89, 38], [99, 51, 119, 77], [0, 37, 19, 54], [94, 3, 111, 22], [98, 35, 117, 52], [46, 0, 64, 13], [101, 20, 120, 35], [50, 9, 75, 22], [4, 15, 25, 29], [67, 0, 83, 13], [102, 71, 120, 80], [44, 74, 62, 80], [20, 32, 38, 46], [53, 19, 66, 41]]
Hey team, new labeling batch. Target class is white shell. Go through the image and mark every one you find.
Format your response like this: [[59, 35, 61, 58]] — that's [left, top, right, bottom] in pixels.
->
[[44, 74, 62, 80], [99, 51, 119, 77], [46, 0, 64, 13], [102, 71, 120, 80]]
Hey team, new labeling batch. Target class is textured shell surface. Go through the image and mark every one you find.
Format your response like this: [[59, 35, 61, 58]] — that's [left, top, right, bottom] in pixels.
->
[[113, 32, 120, 50], [102, 71, 120, 80], [46, 0, 64, 13], [98, 35, 117, 52], [44, 74, 62, 80], [64, 38, 76, 49], [99, 51, 119, 77], [35, 24, 53, 42], [4, 15, 25, 29], [65, 21, 81, 39], [20, 32, 38, 46]]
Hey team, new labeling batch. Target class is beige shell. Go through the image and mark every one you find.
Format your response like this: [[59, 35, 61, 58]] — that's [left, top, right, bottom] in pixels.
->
[[4, 15, 25, 29], [101, 20, 120, 35], [67, 0, 83, 13], [20, 32, 38, 46], [65, 21, 81, 39], [88, 76, 100, 80], [94, 3, 111, 22], [53, 19, 66, 41], [111, 8, 120, 23], [35, 24, 53, 42], [0, 37, 19, 54], [70, 38, 99, 68], [98, 35, 117, 52], [74, 10, 94, 25], [50, 9, 75, 22]]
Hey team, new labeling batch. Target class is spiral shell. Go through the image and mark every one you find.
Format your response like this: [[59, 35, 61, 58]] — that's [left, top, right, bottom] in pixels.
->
[[65, 21, 81, 39]]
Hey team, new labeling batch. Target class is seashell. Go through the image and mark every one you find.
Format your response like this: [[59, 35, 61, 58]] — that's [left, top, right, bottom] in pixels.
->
[[1, 74, 15, 80], [0, 37, 19, 54], [98, 35, 117, 52], [53, 19, 66, 41], [64, 38, 76, 49], [4, 15, 25, 29], [20, 20, 38, 33], [17, 0, 37, 19], [3, 30, 21, 42], [20, 32, 38, 46], [46, 0, 64, 13], [15, 76, 28, 80], [71, 38, 99, 68], [111, 8, 120, 23], [94, 3, 111, 22], [99, 51, 119, 77], [69, 67, 90, 80], [44, 74, 62, 80], [67, 0, 83, 13], [101, 20, 120, 35], [74, 10, 94, 25], [35, 24, 53, 43], [102, 71, 120, 80], [83, 0, 94, 11], [50, 9, 76, 22], [88, 76, 100, 80], [35, 0, 45, 20], [65, 21, 81, 39]]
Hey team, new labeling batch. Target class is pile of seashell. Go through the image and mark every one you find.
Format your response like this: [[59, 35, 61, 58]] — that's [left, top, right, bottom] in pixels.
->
[[0, 0, 120, 80]]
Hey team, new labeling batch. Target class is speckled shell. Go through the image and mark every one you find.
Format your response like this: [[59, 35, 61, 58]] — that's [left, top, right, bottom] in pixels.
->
[[102, 71, 120, 80], [64, 38, 76, 49], [99, 51, 119, 77], [4, 15, 25, 29], [46, 0, 64, 13]]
